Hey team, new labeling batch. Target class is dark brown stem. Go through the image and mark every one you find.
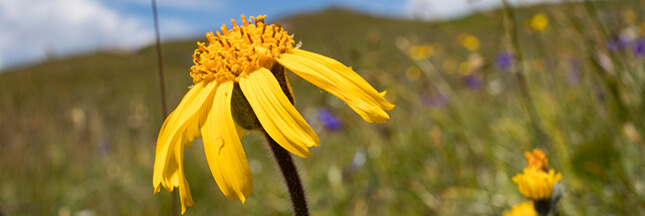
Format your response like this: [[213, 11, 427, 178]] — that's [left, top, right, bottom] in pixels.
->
[[150, 0, 175, 215], [151, 0, 168, 119], [263, 131, 309, 216]]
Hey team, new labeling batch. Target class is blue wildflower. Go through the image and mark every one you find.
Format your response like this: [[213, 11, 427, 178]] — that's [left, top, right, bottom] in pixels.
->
[[567, 58, 581, 85], [495, 51, 514, 71], [421, 93, 449, 108], [633, 38, 645, 58], [318, 108, 343, 131], [606, 38, 621, 52], [463, 74, 483, 90]]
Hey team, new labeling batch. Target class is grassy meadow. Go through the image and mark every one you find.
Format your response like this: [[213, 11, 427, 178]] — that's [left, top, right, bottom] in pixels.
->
[[2, 1, 645, 215]]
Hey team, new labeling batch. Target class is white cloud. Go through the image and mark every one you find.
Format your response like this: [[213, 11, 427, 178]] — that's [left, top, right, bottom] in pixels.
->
[[403, 0, 566, 20], [0, 0, 154, 70], [126, 0, 226, 11], [155, 0, 225, 11]]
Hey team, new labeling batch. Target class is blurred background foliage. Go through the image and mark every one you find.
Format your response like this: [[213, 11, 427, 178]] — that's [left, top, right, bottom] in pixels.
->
[[2, 1, 645, 215]]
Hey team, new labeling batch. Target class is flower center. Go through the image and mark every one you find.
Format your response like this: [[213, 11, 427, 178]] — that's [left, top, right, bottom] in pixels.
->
[[190, 15, 295, 84]]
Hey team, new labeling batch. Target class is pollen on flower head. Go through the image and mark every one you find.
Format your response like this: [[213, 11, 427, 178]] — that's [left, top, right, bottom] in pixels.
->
[[190, 15, 296, 84], [512, 168, 562, 201], [525, 148, 548, 172]]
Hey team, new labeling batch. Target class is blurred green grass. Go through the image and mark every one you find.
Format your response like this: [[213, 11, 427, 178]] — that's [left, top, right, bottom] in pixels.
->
[[2, 1, 645, 215]]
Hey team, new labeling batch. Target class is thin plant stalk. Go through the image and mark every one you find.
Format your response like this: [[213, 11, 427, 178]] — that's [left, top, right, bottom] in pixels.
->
[[150, 0, 177, 215]]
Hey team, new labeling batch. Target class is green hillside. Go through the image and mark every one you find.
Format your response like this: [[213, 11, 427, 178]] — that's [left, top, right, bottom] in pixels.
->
[[2, 1, 645, 215]]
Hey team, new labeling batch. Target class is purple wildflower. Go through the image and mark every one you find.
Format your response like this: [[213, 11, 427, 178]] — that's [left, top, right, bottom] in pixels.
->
[[619, 33, 633, 47], [633, 38, 645, 58], [495, 51, 514, 71], [606, 38, 621, 52], [97, 140, 112, 155], [567, 58, 581, 85], [318, 108, 343, 131], [463, 74, 483, 90], [421, 93, 449, 108]]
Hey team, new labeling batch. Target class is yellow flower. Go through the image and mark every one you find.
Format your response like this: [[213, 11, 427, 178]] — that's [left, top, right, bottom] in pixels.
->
[[524, 148, 548, 172], [622, 9, 637, 25], [503, 201, 538, 216], [458, 61, 472, 76], [457, 33, 480, 51], [512, 168, 562, 201], [152, 15, 394, 214], [405, 66, 421, 81], [529, 13, 549, 32], [408, 45, 434, 60], [442, 59, 457, 74]]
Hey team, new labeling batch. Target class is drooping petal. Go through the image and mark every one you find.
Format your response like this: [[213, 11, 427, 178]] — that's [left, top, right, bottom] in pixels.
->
[[182, 112, 202, 148], [200, 81, 253, 202], [289, 49, 394, 110], [277, 49, 394, 123], [153, 131, 195, 215], [240, 68, 319, 158], [174, 134, 195, 214], [153, 81, 216, 192]]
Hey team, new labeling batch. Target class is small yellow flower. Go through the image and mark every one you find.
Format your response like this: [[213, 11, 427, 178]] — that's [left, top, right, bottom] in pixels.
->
[[152, 15, 394, 214], [622, 9, 638, 25], [442, 59, 457, 74], [529, 13, 549, 32], [457, 33, 480, 51], [408, 45, 434, 60], [503, 201, 538, 216], [512, 168, 562, 201], [458, 61, 472, 76], [405, 66, 421, 81], [524, 148, 548, 172]]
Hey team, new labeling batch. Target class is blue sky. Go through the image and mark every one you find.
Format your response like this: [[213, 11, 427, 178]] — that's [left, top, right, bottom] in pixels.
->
[[0, 0, 557, 71]]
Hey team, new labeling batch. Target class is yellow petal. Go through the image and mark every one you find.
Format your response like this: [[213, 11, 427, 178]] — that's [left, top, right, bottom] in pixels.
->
[[153, 81, 216, 193], [290, 49, 394, 109], [182, 112, 202, 148], [240, 68, 319, 158], [155, 110, 177, 193], [201, 81, 253, 202], [174, 135, 195, 214], [153, 132, 195, 215], [277, 49, 394, 123]]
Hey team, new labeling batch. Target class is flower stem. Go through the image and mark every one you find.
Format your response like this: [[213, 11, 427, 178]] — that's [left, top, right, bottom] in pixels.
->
[[263, 131, 309, 216], [150, 0, 176, 215]]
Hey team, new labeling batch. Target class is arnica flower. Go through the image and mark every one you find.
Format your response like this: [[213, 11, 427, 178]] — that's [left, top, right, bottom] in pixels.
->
[[457, 33, 480, 51], [152, 15, 394, 214], [408, 44, 434, 60], [512, 168, 562, 201], [503, 201, 538, 216], [622, 9, 638, 25], [529, 13, 549, 33], [524, 148, 548, 172]]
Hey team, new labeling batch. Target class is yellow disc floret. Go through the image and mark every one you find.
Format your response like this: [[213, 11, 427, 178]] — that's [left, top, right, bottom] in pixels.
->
[[190, 15, 295, 84], [524, 148, 549, 172]]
